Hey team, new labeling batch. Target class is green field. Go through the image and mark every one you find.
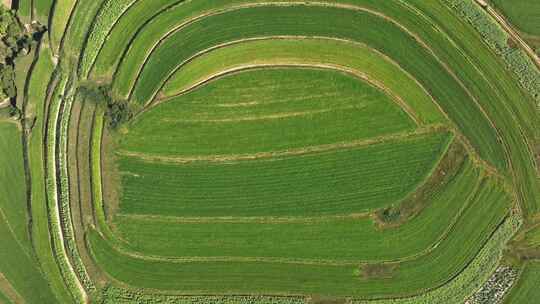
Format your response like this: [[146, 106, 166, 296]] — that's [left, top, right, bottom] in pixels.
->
[[504, 262, 540, 303], [491, 0, 540, 52], [0, 122, 59, 303], [120, 68, 418, 156], [115, 157, 478, 260], [0, 0, 538, 303], [117, 131, 451, 217]]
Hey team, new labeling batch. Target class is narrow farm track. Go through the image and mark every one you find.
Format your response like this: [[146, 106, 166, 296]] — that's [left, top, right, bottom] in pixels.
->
[[10, 0, 537, 302]]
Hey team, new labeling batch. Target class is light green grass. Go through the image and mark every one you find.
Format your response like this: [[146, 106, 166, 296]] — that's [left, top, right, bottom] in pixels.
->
[[49, 0, 77, 53], [89, 177, 509, 298], [0, 122, 31, 252], [161, 38, 445, 124], [0, 210, 58, 303], [121, 68, 416, 156], [117, 131, 451, 217], [115, 157, 478, 261], [504, 262, 540, 304], [34, 0, 53, 22], [0, 122, 58, 303]]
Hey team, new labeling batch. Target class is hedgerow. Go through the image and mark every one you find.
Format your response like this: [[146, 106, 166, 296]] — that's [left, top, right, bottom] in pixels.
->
[[101, 287, 307, 304], [58, 80, 97, 294], [44, 75, 86, 303]]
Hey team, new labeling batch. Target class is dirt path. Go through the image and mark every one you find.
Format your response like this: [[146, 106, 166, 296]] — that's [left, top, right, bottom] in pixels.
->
[[0, 273, 24, 304]]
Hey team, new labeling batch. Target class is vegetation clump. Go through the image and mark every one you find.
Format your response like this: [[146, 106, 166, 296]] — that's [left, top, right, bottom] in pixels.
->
[[0, 5, 44, 119], [375, 141, 467, 226], [78, 83, 135, 129]]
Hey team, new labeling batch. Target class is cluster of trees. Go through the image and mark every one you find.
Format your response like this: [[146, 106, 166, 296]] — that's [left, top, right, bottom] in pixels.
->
[[0, 5, 45, 119], [78, 84, 134, 129]]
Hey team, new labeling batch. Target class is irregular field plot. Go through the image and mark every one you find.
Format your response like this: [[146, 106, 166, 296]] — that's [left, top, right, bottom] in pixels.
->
[[117, 131, 451, 217], [119, 68, 416, 156], [115, 157, 479, 261]]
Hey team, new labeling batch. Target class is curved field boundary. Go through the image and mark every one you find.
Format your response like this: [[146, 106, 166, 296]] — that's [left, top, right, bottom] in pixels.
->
[[88, 0, 186, 78], [113, 156, 481, 264], [86, 177, 510, 298], [352, 213, 521, 304], [79, 0, 141, 78], [117, 126, 444, 164], [405, 0, 540, 217], [87, 212, 520, 303], [26, 41, 74, 304], [441, 0, 540, 216], [60, 0, 108, 60], [156, 37, 447, 124], [43, 75, 87, 303], [58, 87, 96, 294], [90, 102, 512, 300], [162, 64, 421, 125], [480, 1, 540, 70], [48, 0, 77, 55], [122, 1, 537, 218], [121, 3, 506, 173]]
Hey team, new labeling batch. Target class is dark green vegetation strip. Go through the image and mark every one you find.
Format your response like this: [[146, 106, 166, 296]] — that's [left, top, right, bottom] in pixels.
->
[[504, 262, 540, 304], [117, 131, 451, 217], [115, 157, 478, 261], [0, 122, 58, 303], [120, 68, 416, 156], [90, 177, 509, 297]]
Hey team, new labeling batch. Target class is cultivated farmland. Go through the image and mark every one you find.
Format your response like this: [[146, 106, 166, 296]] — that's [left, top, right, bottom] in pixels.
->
[[0, 0, 538, 303]]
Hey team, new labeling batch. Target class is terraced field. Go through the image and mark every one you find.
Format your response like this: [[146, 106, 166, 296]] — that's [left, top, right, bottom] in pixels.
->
[[0, 0, 539, 303]]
